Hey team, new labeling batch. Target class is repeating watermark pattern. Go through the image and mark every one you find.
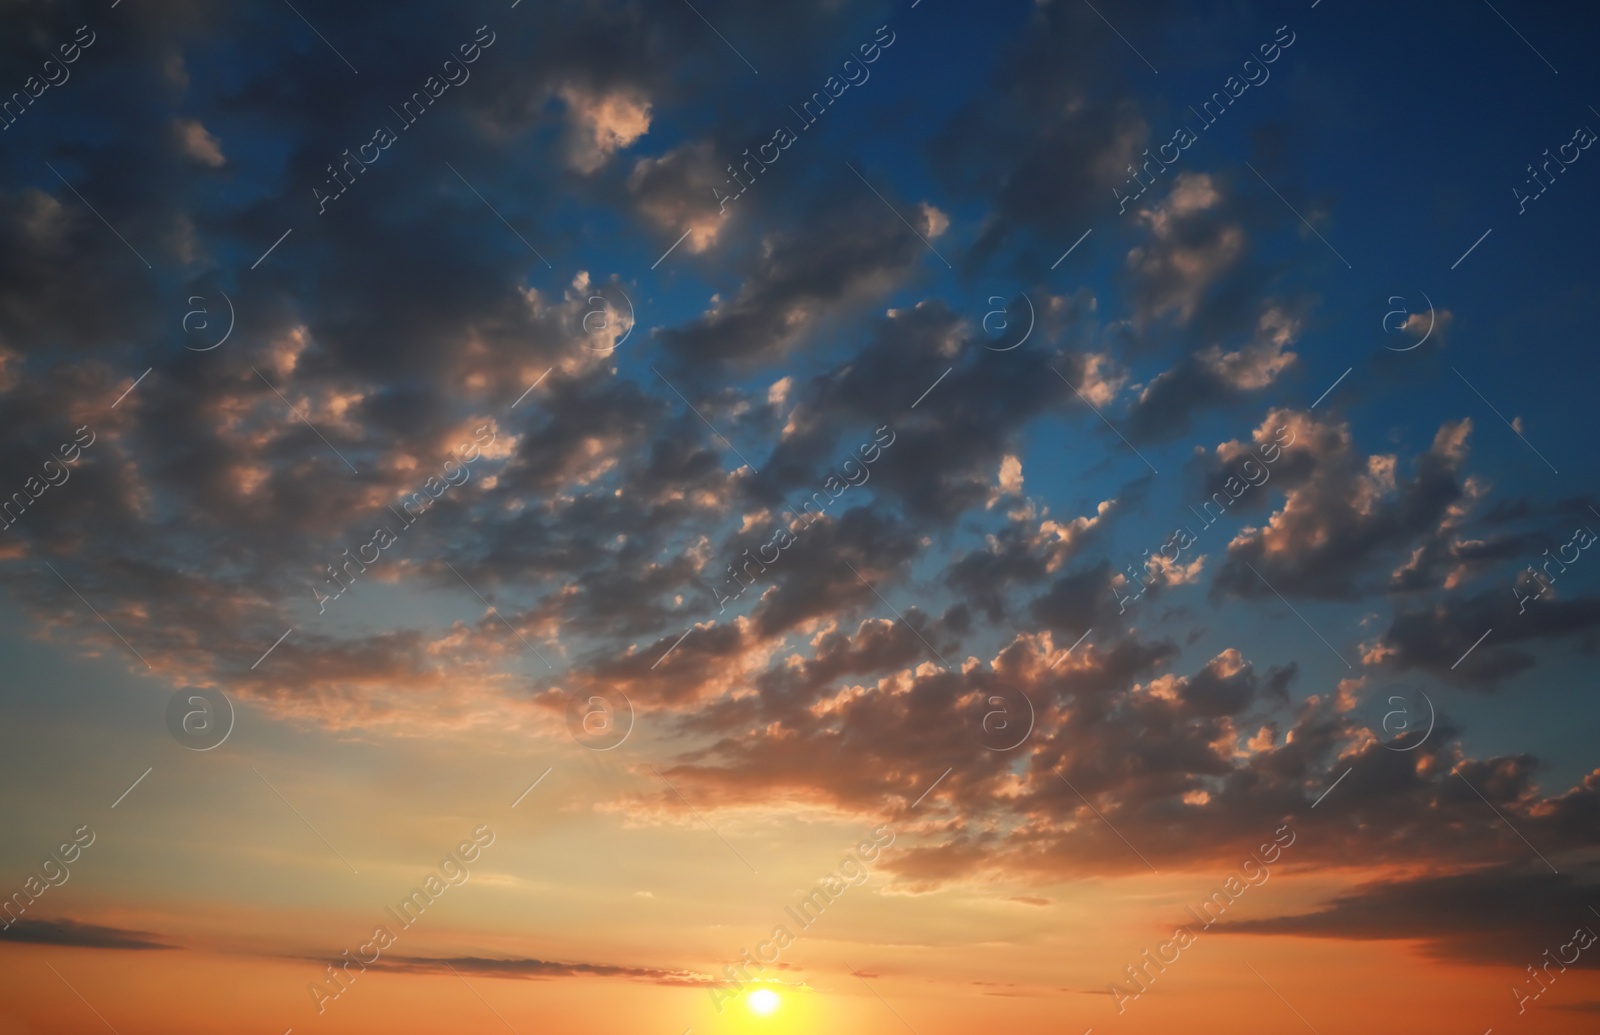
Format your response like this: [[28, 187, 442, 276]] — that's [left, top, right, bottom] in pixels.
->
[[0, 24, 96, 132], [1512, 524, 1595, 613], [712, 425, 895, 611], [566, 689, 634, 750], [0, 425, 97, 532], [1514, 123, 1596, 215], [1113, 423, 1295, 614], [164, 686, 235, 751], [1115, 25, 1296, 214], [0, 825, 95, 930], [577, 283, 636, 352], [706, 824, 895, 1012], [714, 26, 898, 213], [312, 425, 497, 614], [1512, 918, 1596, 1014], [2, 1, 1596, 1032], [181, 292, 236, 351], [1359, 683, 1437, 752], [981, 291, 1036, 351], [1107, 823, 1295, 1014], [316, 26, 498, 214], [307, 824, 496, 1014], [977, 686, 1035, 751], [1381, 292, 1436, 351]]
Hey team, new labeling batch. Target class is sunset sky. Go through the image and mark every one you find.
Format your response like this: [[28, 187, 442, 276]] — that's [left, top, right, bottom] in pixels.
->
[[3, 1, 1600, 1033]]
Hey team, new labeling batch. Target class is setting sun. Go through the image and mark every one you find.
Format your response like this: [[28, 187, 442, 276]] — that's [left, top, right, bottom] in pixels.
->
[[748, 989, 781, 1016]]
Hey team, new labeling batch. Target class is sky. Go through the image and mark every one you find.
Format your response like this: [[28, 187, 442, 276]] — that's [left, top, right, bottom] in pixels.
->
[[2, 0, 1600, 1033]]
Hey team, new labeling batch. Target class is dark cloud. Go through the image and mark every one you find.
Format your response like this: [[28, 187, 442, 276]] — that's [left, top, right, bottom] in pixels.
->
[[1375, 588, 1600, 689], [0, 917, 174, 950], [1212, 412, 1475, 601], [4, 0, 1599, 929], [624, 613, 1600, 890], [1123, 296, 1301, 443], [1220, 865, 1600, 968], [945, 489, 1126, 624], [656, 186, 944, 368], [367, 954, 715, 985], [1029, 561, 1138, 635], [928, 0, 1174, 269]]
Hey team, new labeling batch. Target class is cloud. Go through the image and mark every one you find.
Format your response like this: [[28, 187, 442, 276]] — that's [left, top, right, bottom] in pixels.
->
[[1124, 305, 1299, 443], [3, 0, 1596, 936], [368, 954, 716, 985], [1554, 1000, 1600, 1013], [1212, 412, 1476, 600], [1125, 173, 1244, 327], [559, 84, 651, 173], [0, 917, 174, 950], [173, 118, 225, 167], [928, 0, 1173, 267], [611, 607, 1600, 890], [745, 301, 1084, 525], [629, 140, 731, 252], [1219, 865, 1600, 968], [655, 187, 938, 367], [1370, 587, 1600, 689], [947, 494, 1123, 623]]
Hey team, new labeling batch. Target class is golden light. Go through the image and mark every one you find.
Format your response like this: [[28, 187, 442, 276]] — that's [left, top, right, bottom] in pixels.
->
[[747, 988, 781, 1016]]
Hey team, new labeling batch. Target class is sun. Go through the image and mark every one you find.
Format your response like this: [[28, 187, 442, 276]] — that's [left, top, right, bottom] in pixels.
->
[[747, 988, 781, 1016]]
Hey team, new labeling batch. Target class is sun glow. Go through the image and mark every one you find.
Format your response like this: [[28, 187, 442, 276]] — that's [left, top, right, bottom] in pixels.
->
[[748, 988, 781, 1016]]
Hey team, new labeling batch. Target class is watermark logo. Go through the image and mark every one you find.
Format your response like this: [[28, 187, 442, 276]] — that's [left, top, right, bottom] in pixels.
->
[[182, 291, 235, 351], [566, 689, 633, 750], [1381, 292, 1434, 351], [1361, 682, 1435, 752], [981, 291, 1034, 352], [977, 686, 1034, 751], [578, 284, 636, 352], [165, 686, 235, 751]]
